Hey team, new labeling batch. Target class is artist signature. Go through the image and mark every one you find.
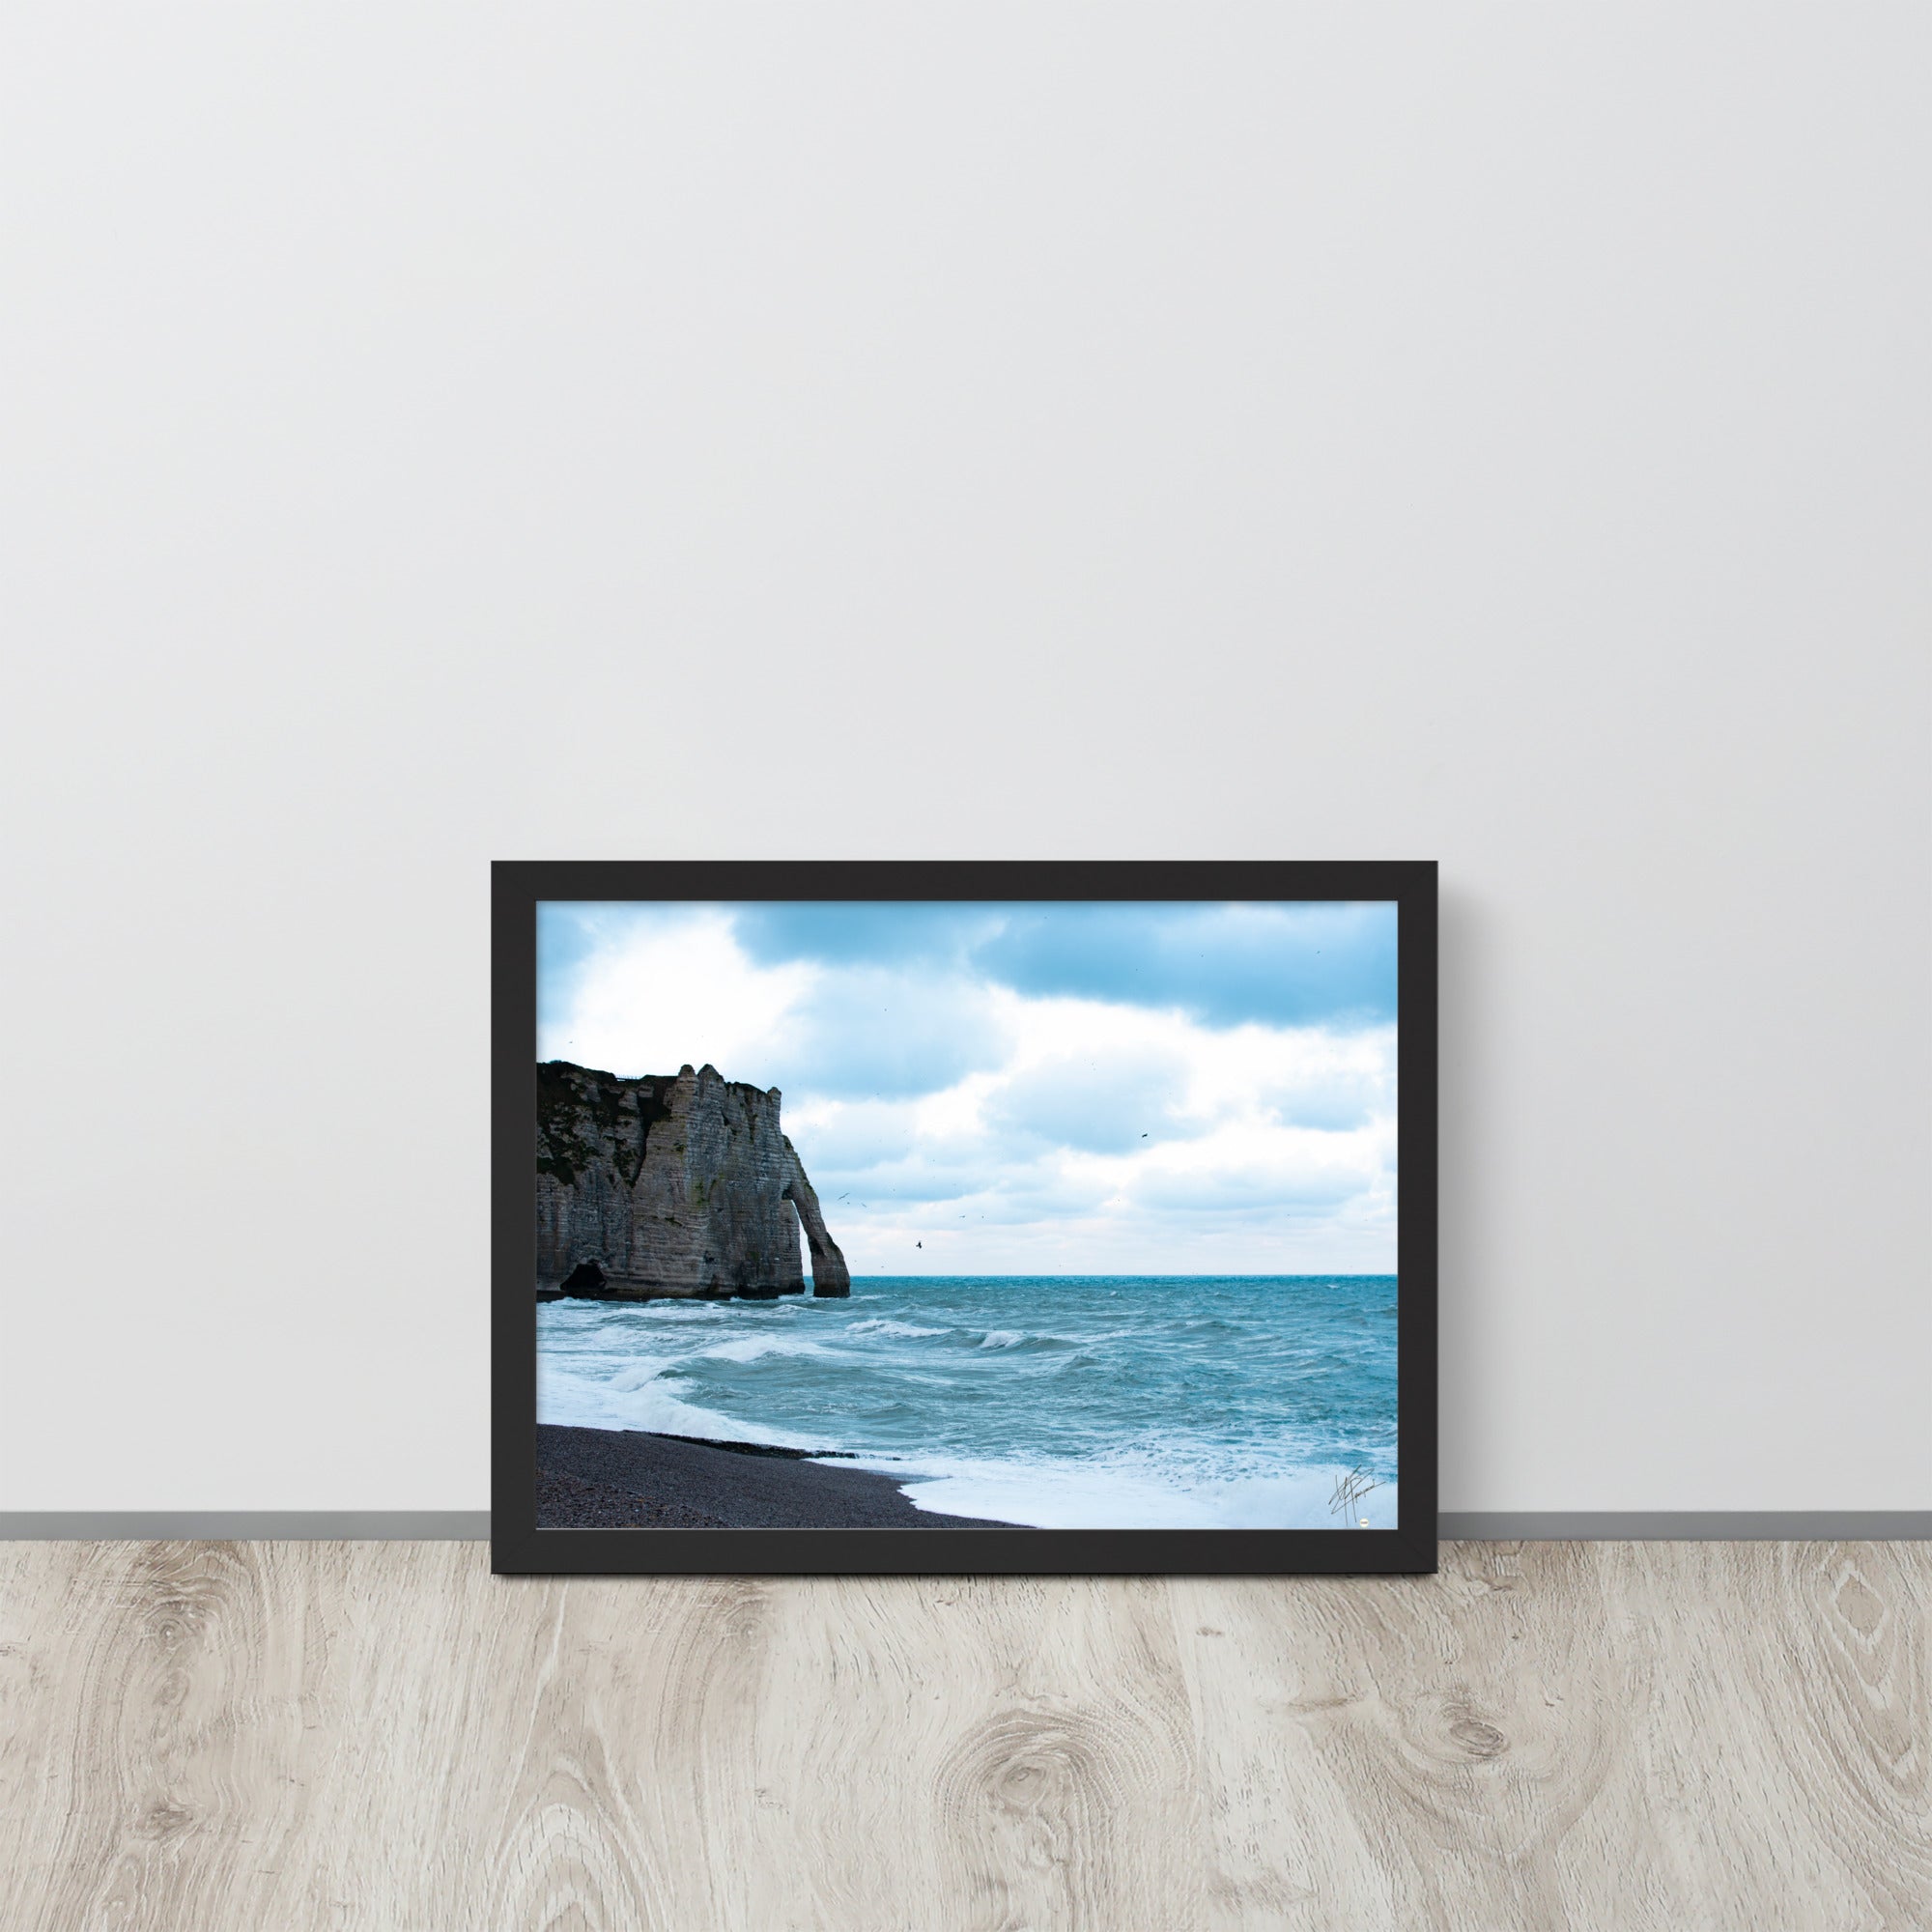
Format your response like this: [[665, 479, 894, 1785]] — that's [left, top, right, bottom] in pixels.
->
[[1329, 1465, 1380, 1522]]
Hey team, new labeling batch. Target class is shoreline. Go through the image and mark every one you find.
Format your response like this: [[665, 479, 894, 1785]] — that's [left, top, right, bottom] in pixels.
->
[[535, 1424, 1018, 1530]]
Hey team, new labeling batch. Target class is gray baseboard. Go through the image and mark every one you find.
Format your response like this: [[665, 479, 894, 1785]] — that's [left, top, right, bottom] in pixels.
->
[[1439, 1511, 1932, 1540], [0, 1512, 493, 1540], [0, 1511, 1927, 1542]]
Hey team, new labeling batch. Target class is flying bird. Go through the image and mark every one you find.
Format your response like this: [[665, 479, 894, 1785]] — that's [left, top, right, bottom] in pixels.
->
[[917, 1240, 923, 1249]]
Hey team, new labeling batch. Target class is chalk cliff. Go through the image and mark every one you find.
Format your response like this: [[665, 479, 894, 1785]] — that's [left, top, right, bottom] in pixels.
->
[[535, 1060, 852, 1299]]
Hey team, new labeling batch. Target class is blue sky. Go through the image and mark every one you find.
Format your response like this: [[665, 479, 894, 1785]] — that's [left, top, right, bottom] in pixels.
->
[[538, 900, 1398, 1273]]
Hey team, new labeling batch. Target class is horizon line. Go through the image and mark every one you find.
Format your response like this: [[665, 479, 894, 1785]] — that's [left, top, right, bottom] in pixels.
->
[[814, 1270, 1398, 1280]]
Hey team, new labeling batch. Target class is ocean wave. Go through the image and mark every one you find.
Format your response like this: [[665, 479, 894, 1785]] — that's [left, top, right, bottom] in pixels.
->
[[537, 1278, 1398, 1518], [605, 1355, 675, 1392], [696, 1334, 841, 1365], [973, 1328, 1085, 1354]]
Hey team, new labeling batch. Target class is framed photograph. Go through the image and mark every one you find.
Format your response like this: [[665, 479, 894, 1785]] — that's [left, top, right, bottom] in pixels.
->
[[493, 862, 1435, 1575]]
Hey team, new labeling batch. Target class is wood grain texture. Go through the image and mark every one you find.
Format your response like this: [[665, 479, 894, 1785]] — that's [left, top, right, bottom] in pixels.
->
[[2, 1542, 1926, 1930]]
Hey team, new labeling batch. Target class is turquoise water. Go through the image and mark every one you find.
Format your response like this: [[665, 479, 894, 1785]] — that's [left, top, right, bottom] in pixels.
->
[[537, 1275, 1399, 1529]]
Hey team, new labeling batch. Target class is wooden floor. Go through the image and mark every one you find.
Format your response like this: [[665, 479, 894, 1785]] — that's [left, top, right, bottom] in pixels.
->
[[2, 1542, 1926, 1930]]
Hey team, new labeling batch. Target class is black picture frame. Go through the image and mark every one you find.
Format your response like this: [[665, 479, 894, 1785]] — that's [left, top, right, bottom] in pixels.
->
[[493, 860, 1436, 1575]]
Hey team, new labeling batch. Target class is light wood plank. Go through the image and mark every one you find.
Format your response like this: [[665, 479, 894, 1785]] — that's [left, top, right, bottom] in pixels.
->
[[2, 1542, 1926, 1930]]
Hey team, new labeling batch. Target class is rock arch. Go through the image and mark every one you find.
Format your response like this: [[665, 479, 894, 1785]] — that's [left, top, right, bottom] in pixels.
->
[[781, 1137, 851, 1297]]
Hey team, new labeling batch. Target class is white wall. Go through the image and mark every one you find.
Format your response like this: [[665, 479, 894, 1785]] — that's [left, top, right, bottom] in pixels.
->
[[2, 6, 1925, 1512]]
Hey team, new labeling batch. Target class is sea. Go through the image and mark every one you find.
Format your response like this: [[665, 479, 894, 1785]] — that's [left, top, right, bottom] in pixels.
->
[[537, 1275, 1399, 1530]]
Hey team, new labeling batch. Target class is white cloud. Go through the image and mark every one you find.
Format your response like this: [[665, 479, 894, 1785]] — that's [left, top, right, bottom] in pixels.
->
[[541, 908, 814, 1080], [542, 909, 1399, 1273]]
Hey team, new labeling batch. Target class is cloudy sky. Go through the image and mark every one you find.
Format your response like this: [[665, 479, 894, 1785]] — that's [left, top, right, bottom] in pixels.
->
[[537, 900, 1398, 1274]]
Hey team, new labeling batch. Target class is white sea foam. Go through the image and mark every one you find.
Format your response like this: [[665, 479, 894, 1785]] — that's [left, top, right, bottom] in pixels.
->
[[978, 1329, 1025, 1350], [846, 1319, 949, 1339], [536, 1354, 822, 1449], [697, 1334, 840, 1365], [872, 1453, 1401, 1531]]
